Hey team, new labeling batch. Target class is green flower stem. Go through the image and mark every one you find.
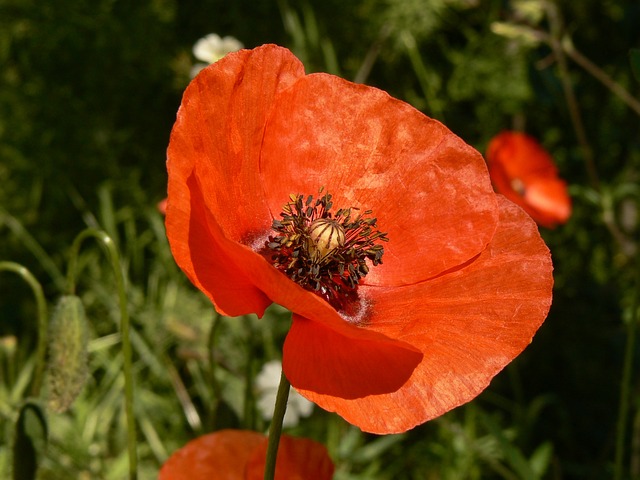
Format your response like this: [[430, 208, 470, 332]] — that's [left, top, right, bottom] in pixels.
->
[[614, 251, 640, 480], [264, 369, 291, 480], [0, 261, 48, 397], [207, 313, 222, 430], [544, 2, 599, 190], [66, 228, 137, 480]]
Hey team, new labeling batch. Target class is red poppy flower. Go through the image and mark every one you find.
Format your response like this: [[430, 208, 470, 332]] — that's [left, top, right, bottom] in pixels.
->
[[486, 131, 572, 228], [159, 429, 334, 479], [166, 45, 553, 433]]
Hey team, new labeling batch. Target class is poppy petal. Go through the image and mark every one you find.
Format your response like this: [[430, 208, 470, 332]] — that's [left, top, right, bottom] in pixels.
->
[[245, 435, 335, 480], [160, 430, 334, 480], [486, 131, 571, 227], [524, 177, 572, 227], [283, 314, 423, 399], [259, 73, 499, 286], [159, 430, 264, 480], [168, 44, 305, 242], [295, 196, 553, 433], [486, 131, 558, 180], [165, 170, 272, 317], [166, 45, 305, 316]]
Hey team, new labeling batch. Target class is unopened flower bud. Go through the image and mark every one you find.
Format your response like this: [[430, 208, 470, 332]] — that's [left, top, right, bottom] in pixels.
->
[[47, 295, 89, 413]]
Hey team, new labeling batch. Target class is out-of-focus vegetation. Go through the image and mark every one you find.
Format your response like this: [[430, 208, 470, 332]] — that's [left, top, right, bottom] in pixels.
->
[[1, 0, 639, 478]]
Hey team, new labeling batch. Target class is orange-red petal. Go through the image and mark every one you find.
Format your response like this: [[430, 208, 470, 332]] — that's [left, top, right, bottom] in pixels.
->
[[486, 131, 558, 180], [166, 171, 272, 317], [166, 45, 305, 316], [486, 131, 571, 227], [245, 435, 334, 480], [283, 314, 423, 399], [524, 177, 572, 227], [159, 430, 264, 480], [295, 196, 553, 433], [259, 73, 499, 286], [159, 430, 334, 480], [168, 44, 305, 240]]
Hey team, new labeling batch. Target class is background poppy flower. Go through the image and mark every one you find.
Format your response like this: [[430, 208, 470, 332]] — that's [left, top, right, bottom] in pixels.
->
[[166, 44, 553, 433], [159, 429, 334, 480], [486, 131, 572, 228]]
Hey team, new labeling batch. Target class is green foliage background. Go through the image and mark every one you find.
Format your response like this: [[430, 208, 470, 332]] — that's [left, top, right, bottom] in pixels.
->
[[1, 0, 639, 478]]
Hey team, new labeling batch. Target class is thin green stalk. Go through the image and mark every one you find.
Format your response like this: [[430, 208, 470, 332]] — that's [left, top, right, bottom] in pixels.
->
[[66, 228, 137, 480], [614, 251, 640, 480], [264, 369, 291, 480], [207, 313, 222, 430], [0, 262, 48, 397], [545, 2, 599, 190], [522, 24, 640, 118], [562, 40, 640, 117]]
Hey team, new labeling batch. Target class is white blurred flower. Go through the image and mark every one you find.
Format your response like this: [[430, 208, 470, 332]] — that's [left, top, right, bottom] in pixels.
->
[[255, 360, 314, 428], [190, 33, 244, 78]]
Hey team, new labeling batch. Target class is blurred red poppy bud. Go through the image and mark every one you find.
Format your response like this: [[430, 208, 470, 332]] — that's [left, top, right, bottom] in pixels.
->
[[486, 131, 572, 228]]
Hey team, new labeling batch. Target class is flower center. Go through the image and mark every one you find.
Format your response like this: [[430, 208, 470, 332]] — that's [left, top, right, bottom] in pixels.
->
[[264, 190, 388, 314]]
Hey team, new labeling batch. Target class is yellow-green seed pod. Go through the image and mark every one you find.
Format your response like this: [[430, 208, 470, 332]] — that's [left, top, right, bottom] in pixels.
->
[[308, 218, 345, 261], [46, 295, 89, 413]]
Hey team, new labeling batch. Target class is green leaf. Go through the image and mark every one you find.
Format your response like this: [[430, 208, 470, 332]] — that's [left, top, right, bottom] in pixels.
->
[[46, 295, 89, 413], [529, 441, 553, 478], [13, 401, 48, 480], [630, 48, 640, 82]]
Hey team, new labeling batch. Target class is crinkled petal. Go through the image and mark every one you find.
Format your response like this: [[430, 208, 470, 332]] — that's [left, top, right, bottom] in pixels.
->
[[259, 73, 499, 286], [295, 196, 553, 433]]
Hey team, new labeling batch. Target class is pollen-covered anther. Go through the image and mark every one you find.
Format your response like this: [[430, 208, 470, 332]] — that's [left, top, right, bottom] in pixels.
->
[[308, 218, 345, 261], [264, 190, 389, 314]]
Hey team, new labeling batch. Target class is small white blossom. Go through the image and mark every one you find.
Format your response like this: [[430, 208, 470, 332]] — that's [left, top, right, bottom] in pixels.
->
[[190, 33, 244, 77], [255, 360, 314, 428]]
